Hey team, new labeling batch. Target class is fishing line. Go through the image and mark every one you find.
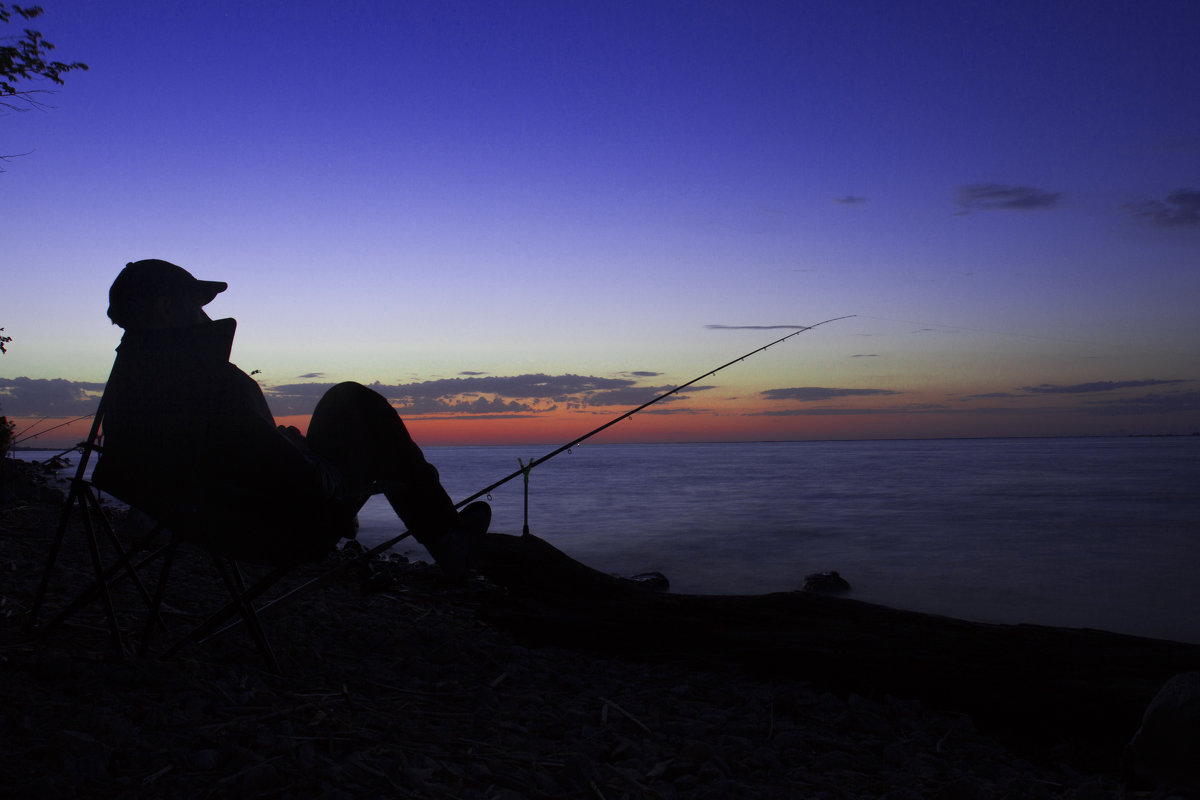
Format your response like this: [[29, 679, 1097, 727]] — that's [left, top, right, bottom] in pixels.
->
[[856, 315, 1099, 346], [260, 317, 856, 592], [453, 314, 855, 511], [12, 414, 94, 447]]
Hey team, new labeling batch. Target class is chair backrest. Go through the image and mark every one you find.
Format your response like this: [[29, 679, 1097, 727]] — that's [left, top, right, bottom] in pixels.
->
[[32, 343, 393, 671], [67, 360, 113, 487], [87, 336, 349, 567]]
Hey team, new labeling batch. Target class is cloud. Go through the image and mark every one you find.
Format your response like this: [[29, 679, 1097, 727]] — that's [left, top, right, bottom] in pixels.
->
[[705, 324, 811, 331], [965, 392, 1023, 399], [296, 372, 324, 379], [850, 354, 878, 358], [1021, 379, 1190, 395], [459, 370, 487, 376], [761, 387, 901, 402], [757, 407, 883, 416], [835, 195, 868, 205], [568, 384, 712, 409], [1082, 391, 1200, 416], [956, 183, 1061, 212], [1125, 188, 1200, 227], [755, 402, 942, 417], [261, 373, 701, 417], [3, 369, 706, 421], [402, 395, 544, 416], [0, 377, 104, 417]]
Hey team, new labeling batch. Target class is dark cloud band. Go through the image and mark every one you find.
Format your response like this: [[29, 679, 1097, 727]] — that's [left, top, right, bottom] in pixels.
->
[[761, 387, 900, 402], [1125, 188, 1200, 227], [0, 377, 104, 416], [1021, 379, 1190, 395], [956, 183, 1061, 211]]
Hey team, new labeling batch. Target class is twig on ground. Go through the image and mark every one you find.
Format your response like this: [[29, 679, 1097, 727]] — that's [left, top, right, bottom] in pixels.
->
[[599, 696, 652, 734]]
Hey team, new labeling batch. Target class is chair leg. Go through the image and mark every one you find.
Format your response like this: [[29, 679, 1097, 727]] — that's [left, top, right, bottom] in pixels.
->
[[218, 557, 281, 674], [139, 540, 179, 659], [78, 488, 128, 657], [29, 480, 87, 629], [32, 484, 170, 659], [83, 485, 157, 610], [162, 555, 284, 673], [38, 539, 170, 638]]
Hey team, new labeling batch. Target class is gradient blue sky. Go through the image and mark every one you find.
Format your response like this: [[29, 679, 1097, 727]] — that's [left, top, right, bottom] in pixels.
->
[[3, 0, 1198, 447]]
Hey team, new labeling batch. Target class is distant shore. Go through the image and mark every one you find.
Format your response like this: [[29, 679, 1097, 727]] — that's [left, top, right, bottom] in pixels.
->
[[7, 428, 1200, 458]]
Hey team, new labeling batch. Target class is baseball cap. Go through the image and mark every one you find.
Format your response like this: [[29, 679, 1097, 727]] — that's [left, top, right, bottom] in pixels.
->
[[107, 259, 227, 328]]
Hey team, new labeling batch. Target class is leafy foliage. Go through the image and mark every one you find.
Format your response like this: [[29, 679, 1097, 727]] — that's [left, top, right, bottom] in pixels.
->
[[1, 4, 87, 170], [0, 328, 10, 453], [1, 4, 88, 111]]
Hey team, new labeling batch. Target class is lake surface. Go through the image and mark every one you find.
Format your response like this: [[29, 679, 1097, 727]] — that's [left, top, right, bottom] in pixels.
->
[[18, 436, 1199, 643]]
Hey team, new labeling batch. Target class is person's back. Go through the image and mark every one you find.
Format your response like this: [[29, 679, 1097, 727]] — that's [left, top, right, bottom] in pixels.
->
[[94, 264, 346, 563], [93, 258, 487, 577]]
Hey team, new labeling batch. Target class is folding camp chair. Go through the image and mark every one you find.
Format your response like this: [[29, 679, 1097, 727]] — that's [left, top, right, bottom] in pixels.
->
[[27, 359, 413, 672]]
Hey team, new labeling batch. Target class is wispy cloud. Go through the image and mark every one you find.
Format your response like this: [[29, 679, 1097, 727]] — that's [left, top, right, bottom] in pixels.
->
[[964, 391, 1023, 400], [705, 324, 811, 331], [565, 384, 712, 410], [956, 183, 1061, 212], [756, 402, 940, 417], [759, 390, 1200, 419], [1021, 379, 1190, 395], [835, 195, 868, 205], [1082, 391, 1200, 416], [1125, 188, 1200, 227], [761, 387, 901, 402]]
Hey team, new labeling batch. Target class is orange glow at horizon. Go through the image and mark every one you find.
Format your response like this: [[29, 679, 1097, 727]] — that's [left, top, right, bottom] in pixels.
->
[[9, 395, 1183, 455], [6, 416, 97, 452], [273, 408, 856, 446]]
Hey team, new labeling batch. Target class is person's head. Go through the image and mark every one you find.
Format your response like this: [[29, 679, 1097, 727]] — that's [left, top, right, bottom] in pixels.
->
[[107, 259, 227, 330]]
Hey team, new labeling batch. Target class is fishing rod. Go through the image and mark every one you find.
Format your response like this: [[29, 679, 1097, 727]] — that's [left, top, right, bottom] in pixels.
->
[[453, 314, 855, 510], [242, 315, 855, 617], [12, 414, 94, 447]]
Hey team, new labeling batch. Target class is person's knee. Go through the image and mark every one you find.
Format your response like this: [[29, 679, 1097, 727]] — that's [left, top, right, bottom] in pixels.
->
[[311, 382, 402, 441], [312, 382, 389, 419], [318, 381, 372, 407]]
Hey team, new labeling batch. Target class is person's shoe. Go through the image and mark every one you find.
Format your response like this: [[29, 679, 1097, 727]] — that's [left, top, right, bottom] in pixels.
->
[[457, 501, 492, 538], [427, 501, 491, 583]]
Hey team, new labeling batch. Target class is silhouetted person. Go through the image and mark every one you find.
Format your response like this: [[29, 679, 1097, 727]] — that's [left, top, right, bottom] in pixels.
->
[[92, 259, 489, 578]]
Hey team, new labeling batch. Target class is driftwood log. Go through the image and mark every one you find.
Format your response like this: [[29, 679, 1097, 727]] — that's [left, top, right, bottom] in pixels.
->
[[474, 531, 1200, 768]]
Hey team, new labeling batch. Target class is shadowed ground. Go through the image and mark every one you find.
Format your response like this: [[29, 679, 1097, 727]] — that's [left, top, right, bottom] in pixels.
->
[[2, 458, 1193, 797]]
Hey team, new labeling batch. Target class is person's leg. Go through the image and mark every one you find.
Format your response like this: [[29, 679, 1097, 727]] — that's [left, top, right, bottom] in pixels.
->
[[305, 382, 459, 547]]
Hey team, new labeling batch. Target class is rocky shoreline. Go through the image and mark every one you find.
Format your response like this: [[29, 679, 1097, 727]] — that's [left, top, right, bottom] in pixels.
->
[[0, 459, 1172, 798]]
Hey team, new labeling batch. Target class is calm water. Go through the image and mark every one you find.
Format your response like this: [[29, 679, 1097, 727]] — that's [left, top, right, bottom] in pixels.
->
[[18, 436, 1200, 642]]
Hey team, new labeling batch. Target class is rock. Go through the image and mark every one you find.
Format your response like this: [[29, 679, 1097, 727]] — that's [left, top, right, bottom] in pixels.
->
[[803, 570, 851, 593], [627, 571, 670, 591], [1124, 671, 1200, 792], [1, 457, 69, 506]]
